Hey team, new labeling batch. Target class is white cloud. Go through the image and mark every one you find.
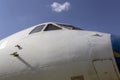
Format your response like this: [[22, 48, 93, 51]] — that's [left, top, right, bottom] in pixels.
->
[[51, 2, 70, 12]]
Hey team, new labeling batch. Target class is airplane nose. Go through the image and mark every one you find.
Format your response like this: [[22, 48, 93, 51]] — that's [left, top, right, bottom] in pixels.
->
[[111, 34, 120, 72]]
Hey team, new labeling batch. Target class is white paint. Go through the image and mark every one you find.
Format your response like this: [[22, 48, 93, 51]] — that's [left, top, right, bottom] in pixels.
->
[[0, 41, 8, 49], [0, 22, 119, 80]]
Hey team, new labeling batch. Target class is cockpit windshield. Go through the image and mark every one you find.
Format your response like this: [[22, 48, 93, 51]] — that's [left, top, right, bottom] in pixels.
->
[[29, 24, 45, 34], [44, 24, 62, 31], [29, 22, 83, 35], [56, 23, 82, 30]]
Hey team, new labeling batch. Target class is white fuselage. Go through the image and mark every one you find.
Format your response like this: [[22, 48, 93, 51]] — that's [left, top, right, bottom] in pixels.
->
[[0, 22, 119, 80]]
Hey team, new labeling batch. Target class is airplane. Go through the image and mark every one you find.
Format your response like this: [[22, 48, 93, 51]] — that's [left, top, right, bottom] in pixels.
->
[[0, 22, 120, 80]]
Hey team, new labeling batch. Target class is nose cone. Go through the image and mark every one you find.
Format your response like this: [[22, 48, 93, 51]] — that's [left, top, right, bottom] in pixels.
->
[[111, 34, 120, 72]]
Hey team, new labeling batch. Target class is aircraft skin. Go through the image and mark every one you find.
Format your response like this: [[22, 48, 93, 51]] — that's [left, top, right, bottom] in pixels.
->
[[0, 22, 120, 80]]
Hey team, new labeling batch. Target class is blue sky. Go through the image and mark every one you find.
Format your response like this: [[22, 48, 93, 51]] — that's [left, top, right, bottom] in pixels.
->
[[0, 0, 120, 39]]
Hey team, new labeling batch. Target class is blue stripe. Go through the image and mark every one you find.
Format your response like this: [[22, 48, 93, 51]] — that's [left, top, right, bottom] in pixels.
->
[[111, 34, 120, 72], [111, 35, 120, 53]]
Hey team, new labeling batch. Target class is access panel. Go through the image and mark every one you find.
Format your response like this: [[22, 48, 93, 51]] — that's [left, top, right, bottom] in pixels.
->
[[93, 60, 119, 80]]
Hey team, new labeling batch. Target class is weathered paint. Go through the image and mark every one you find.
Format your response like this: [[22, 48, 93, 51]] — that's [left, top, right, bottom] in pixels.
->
[[0, 22, 119, 80]]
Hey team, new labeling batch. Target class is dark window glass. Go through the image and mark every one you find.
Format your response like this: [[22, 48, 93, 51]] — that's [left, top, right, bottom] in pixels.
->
[[44, 24, 62, 31], [56, 23, 83, 30], [29, 25, 45, 34]]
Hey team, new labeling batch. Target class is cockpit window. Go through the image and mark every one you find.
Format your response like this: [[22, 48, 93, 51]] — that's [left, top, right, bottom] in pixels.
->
[[44, 24, 62, 31], [56, 23, 82, 30], [29, 24, 45, 34]]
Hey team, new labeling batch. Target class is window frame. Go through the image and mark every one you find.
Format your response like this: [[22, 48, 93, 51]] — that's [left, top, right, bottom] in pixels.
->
[[43, 23, 63, 31], [29, 24, 46, 35], [29, 22, 78, 35], [56, 23, 83, 30]]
